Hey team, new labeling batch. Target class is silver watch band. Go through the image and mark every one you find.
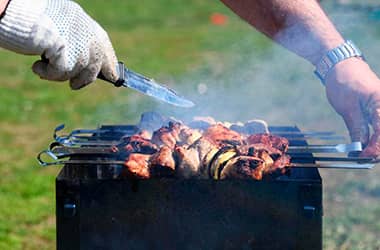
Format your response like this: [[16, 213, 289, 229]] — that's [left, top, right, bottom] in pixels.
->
[[314, 40, 365, 84]]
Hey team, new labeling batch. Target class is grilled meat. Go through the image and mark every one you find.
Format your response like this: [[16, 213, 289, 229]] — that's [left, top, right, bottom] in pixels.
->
[[174, 145, 201, 178], [272, 154, 291, 172], [178, 127, 202, 146], [149, 146, 176, 177], [119, 117, 291, 180], [124, 153, 151, 179], [246, 134, 289, 152], [238, 144, 282, 157], [122, 134, 158, 154], [203, 124, 243, 147], [220, 156, 266, 180], [152, 122, 182, 149]]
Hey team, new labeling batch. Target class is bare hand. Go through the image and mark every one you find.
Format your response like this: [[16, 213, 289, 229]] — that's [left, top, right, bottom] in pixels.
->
[[325, 58, 380, 157]]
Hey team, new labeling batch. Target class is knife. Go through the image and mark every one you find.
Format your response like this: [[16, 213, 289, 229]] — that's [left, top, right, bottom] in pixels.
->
[[98, 62, 194, 108]]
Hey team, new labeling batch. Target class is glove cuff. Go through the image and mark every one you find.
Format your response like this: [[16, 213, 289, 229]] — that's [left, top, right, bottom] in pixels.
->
[[0, 0, 47, 53]]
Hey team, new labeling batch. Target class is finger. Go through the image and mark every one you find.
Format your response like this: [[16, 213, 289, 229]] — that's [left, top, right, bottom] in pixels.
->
[[32, 60, 69, 82], [99, 31, 119, 82], [341, 100, 369, 146], [361, 96, 380, 157], [361, 132, 380, 157], [69, 62, 101, 90]]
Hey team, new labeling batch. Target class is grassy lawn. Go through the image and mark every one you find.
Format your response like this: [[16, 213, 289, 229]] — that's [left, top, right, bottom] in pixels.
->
[[0, 0, 379, 249]]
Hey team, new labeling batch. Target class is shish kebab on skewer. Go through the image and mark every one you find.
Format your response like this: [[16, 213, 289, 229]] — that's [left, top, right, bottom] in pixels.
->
[[39, 115, 375, 179]]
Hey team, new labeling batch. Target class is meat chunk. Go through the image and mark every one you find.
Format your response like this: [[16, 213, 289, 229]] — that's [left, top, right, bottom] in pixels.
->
[[203, 124, 243, 147], [174, 145, 200, 178], [149, 146, 176, 177], [219, 150, 290, 180], [124, 153, 151, 179], [246, 134, 289, 152], [151, 122, 182, 149], [238, 143, 282, 158], [121, 134, 158, 154], [178, 127, 202, 146], [271, 154, 291, 173], [220, 156, 267, 180]]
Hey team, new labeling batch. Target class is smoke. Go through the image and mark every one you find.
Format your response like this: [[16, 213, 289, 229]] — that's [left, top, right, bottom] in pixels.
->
[[146, 1, 380, 135], [92, 0, 380, 137]]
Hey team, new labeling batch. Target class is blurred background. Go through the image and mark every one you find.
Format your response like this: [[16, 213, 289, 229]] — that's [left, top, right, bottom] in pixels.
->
[[0, 0, 379, 249]]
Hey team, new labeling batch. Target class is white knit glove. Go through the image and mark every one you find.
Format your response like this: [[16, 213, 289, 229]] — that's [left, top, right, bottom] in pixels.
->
[[0, 0, 118, 89]]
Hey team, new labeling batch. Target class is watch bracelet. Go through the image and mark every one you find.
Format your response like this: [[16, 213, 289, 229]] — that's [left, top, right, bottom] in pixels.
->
[[314, 40, 365, 84]]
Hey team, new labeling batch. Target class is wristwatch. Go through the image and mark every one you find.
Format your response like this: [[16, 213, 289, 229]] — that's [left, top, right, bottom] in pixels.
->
[[314, 40, 365, 84]]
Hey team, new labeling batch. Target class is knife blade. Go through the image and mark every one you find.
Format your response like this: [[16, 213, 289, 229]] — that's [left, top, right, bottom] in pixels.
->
[[98, 62, 195, 108]]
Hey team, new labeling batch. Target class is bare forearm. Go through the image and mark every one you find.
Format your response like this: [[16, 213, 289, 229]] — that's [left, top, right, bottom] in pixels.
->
[[220, 0, 344, 65], [0, 0, 10, 15]]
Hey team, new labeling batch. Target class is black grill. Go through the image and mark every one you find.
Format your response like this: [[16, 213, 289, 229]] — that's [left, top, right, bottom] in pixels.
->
[[55, 125, 322, 250]]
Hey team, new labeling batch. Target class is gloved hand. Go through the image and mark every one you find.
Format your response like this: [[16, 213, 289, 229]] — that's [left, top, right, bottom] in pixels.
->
[[325, 57, 380, 157], [0, 0, 118, 89]]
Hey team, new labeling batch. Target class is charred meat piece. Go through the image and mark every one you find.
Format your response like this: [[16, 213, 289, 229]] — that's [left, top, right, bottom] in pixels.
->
[[152, 122, 202, 148], [220, 156, 267, 180], [121, 134, 158, 154], [261, 154, 292, 180], [149, 146, 176, 177], [124, 153, 151, 179], [174, 145, 201, 178], [220, 150, 289, 180], [271, 154, 291, 172], [238, 143, 282, 158], [152, 122, 182, 149], [203, 124, 243, 147], [246, 134, 289, 152], [178, 127, 202, 146]]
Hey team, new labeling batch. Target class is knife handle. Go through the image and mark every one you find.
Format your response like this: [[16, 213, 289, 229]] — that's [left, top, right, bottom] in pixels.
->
[[97, 62, 126, 87], [41, 54, 126, 87]]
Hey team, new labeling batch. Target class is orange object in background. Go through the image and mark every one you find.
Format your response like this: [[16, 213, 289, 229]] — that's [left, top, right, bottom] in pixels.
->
[[210, 12, 228, 26]]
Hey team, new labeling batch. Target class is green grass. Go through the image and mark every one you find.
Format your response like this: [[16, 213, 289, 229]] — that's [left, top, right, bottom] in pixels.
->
[[0, 1, 379, 249]]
